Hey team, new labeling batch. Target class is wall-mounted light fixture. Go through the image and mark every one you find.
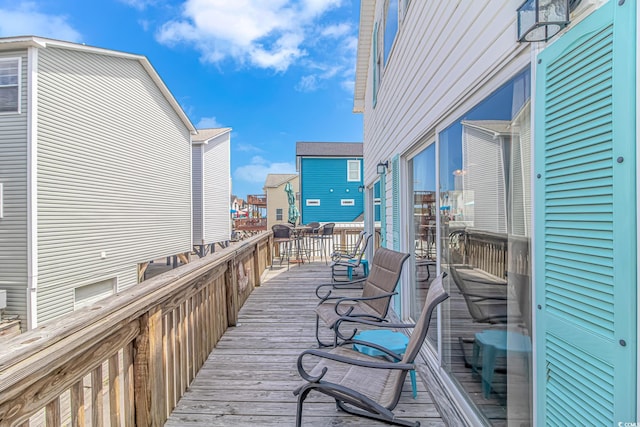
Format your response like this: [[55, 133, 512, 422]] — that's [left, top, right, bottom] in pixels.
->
[[377, 161, 389, 175], [517, 0, 570, 42], [358, 185, 365, 193]]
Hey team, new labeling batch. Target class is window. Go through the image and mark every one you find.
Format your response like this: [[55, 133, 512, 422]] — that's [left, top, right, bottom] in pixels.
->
[[384, 0, 399, 66], [347, 160, 361, 182], [74, 278, 116, 310], [306, 199, 320, 206], [276, 208, 283, 221], [341, 199, 355, 206], [0, 58, 19, 113]]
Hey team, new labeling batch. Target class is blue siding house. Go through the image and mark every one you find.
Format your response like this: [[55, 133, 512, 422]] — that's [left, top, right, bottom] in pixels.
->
[[296, 142, 364, 223]]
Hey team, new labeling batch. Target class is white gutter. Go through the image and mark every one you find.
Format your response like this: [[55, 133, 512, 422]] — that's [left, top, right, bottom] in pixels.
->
[[26, 46, 38, 330]]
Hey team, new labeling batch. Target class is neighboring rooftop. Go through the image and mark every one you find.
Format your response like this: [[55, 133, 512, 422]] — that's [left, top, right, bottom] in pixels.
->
[[192, 127, 232, 143], [295, 142, 363, 157], [263, 174, 298, 189]]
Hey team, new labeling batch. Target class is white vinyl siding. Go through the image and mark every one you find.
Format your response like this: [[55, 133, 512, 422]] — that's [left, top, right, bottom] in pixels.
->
[[0, 49, 28, 323], [35, 47, 192, 323], [202, 132, 231, 244], [192, 145, 204, 243], [462, 123, 508, 234], [363, 2, 528, 185]]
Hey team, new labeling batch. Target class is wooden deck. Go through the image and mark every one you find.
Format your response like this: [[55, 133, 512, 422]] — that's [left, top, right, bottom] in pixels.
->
[[165, 261, 448, 426]]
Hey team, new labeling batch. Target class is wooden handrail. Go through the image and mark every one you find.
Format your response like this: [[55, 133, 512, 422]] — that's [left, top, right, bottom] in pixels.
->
[[0, 232, 272, 427]]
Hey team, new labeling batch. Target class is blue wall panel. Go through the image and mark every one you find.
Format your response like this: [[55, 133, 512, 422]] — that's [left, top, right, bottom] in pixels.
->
[[300, 158, 364, 223]]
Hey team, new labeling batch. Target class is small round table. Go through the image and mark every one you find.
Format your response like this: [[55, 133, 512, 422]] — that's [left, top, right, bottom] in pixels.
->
[[471, 330, 531, 398], [352, 329, 417, 398]]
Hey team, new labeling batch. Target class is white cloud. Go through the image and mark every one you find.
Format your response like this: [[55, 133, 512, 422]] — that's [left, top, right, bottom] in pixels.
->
[[295, 75, 319, 93], [237, 143, 263, 153], [117, 0, 157, 11], [321, 23, 351, 38], [155, 0, 345, 73], [234, 156, 296, 184], [0, 2, 82, 41], [196, 116, 223, 128]]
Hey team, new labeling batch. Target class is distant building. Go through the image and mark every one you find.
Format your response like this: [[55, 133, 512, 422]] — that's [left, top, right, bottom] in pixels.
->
[[263, 174, 299, 229], [192, 128, 232, 257], [0, 36, 195, 328], [295, 142, 364, 223]]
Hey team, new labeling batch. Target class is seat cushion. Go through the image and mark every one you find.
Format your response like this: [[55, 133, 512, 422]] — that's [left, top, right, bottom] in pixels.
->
[[299, 346, 404, 408], [315, 301, 382, 329]]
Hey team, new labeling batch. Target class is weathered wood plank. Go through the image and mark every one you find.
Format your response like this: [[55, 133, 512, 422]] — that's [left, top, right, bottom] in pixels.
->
[[166, 261, 448, 426]]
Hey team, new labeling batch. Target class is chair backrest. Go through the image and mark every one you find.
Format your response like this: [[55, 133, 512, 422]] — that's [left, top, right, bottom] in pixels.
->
[[375, 273, 448, 410], [272, 224, 291, 239], [360, 248, 410, 316], [306, 222, 321, 231], [350, 234, 372, 266], [320, 223, 335, 236]]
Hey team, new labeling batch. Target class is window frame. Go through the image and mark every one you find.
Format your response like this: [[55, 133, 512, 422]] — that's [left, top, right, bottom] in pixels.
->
[[347, 160, 361, 182], [276, 208, 283, 221], [0, 57, 21, 115]]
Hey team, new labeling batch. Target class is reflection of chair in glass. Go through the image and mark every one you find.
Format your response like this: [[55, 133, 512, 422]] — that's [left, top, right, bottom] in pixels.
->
[[331, 234, 372, 282], [449, 265, 508, 324], [314, 247, 410, 347], [271, 224, 293, 270], [294, 273, 449, 427]]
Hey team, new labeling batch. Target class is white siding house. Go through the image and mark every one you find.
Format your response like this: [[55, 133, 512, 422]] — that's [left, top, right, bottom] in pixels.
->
[[192, 128, 232, 257], [0, 36, 196, 328], [355, 0, 636, 425]]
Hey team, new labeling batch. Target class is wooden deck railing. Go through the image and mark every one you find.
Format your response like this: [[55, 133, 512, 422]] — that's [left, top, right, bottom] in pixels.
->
[[0, 233, 272, 427]]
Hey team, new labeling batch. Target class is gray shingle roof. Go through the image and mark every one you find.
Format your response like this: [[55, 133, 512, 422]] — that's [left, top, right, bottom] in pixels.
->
[[264, 174, 298, 188], [296, 142, 363, 157], [193, 127, 232, 142]]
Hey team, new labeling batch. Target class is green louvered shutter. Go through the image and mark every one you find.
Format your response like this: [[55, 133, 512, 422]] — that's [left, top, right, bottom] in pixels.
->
[[392, 155, 401, 313], [392, 155, 401, 251], [380, 173, 387, 248], [534, 1, 636, 424], [373, 22, 379, 108]]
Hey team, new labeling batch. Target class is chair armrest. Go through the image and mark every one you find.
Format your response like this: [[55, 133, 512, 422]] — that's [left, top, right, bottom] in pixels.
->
[[334, 317, 416, 342], [315, 278, 367, 300], [296, 349, 414, 383], [463, 292, 508, 301], [334, 293, 397, 316]]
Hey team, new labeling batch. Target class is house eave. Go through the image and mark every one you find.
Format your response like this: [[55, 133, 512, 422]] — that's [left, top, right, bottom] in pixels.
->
[[353, 0, 375, 113]]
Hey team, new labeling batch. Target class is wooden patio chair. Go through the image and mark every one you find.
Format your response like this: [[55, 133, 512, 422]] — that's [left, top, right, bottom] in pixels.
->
[[330, 233, 373, 282], [294, 273, 449, 427], [314, 247, 410, 347]]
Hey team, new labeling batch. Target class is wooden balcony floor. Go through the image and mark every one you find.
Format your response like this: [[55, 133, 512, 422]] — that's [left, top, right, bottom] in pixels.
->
[[165, 261, 447, 426]]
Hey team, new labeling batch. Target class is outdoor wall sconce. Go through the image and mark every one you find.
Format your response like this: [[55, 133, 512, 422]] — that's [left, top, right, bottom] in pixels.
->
[[517, 0, 570, 42], [358, 185, 365, 193], [377, 161, 389, 174]]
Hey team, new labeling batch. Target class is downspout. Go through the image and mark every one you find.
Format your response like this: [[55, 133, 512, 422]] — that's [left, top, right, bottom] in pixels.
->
[[26, 46, 38, 330]]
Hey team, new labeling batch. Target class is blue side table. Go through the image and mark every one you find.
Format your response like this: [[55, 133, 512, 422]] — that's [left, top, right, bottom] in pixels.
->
[[352, 329, 417, 398], [471, 330, 532, 398], [346, 259, 369, 280]]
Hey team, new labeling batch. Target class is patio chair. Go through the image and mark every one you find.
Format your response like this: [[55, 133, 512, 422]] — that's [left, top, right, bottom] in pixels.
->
[[314, 247, 410, 347], [294, 273, 449, 427], [312, 222, 335, 264], [330, 233, 373, 282], [331, 230, 367, 262], [271, 224, 293, 270]]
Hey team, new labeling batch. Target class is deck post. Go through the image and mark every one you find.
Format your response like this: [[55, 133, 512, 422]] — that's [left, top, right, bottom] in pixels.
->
[[134, 308, 166, 426], [225, 260, 238, 326]]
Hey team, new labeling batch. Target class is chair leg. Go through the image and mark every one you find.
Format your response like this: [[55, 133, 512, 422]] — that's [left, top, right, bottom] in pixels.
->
[[294, 386, 313, 427]]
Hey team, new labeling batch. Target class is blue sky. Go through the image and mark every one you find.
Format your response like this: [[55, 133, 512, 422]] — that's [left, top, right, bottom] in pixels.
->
[[0, 0, 364, 198]]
